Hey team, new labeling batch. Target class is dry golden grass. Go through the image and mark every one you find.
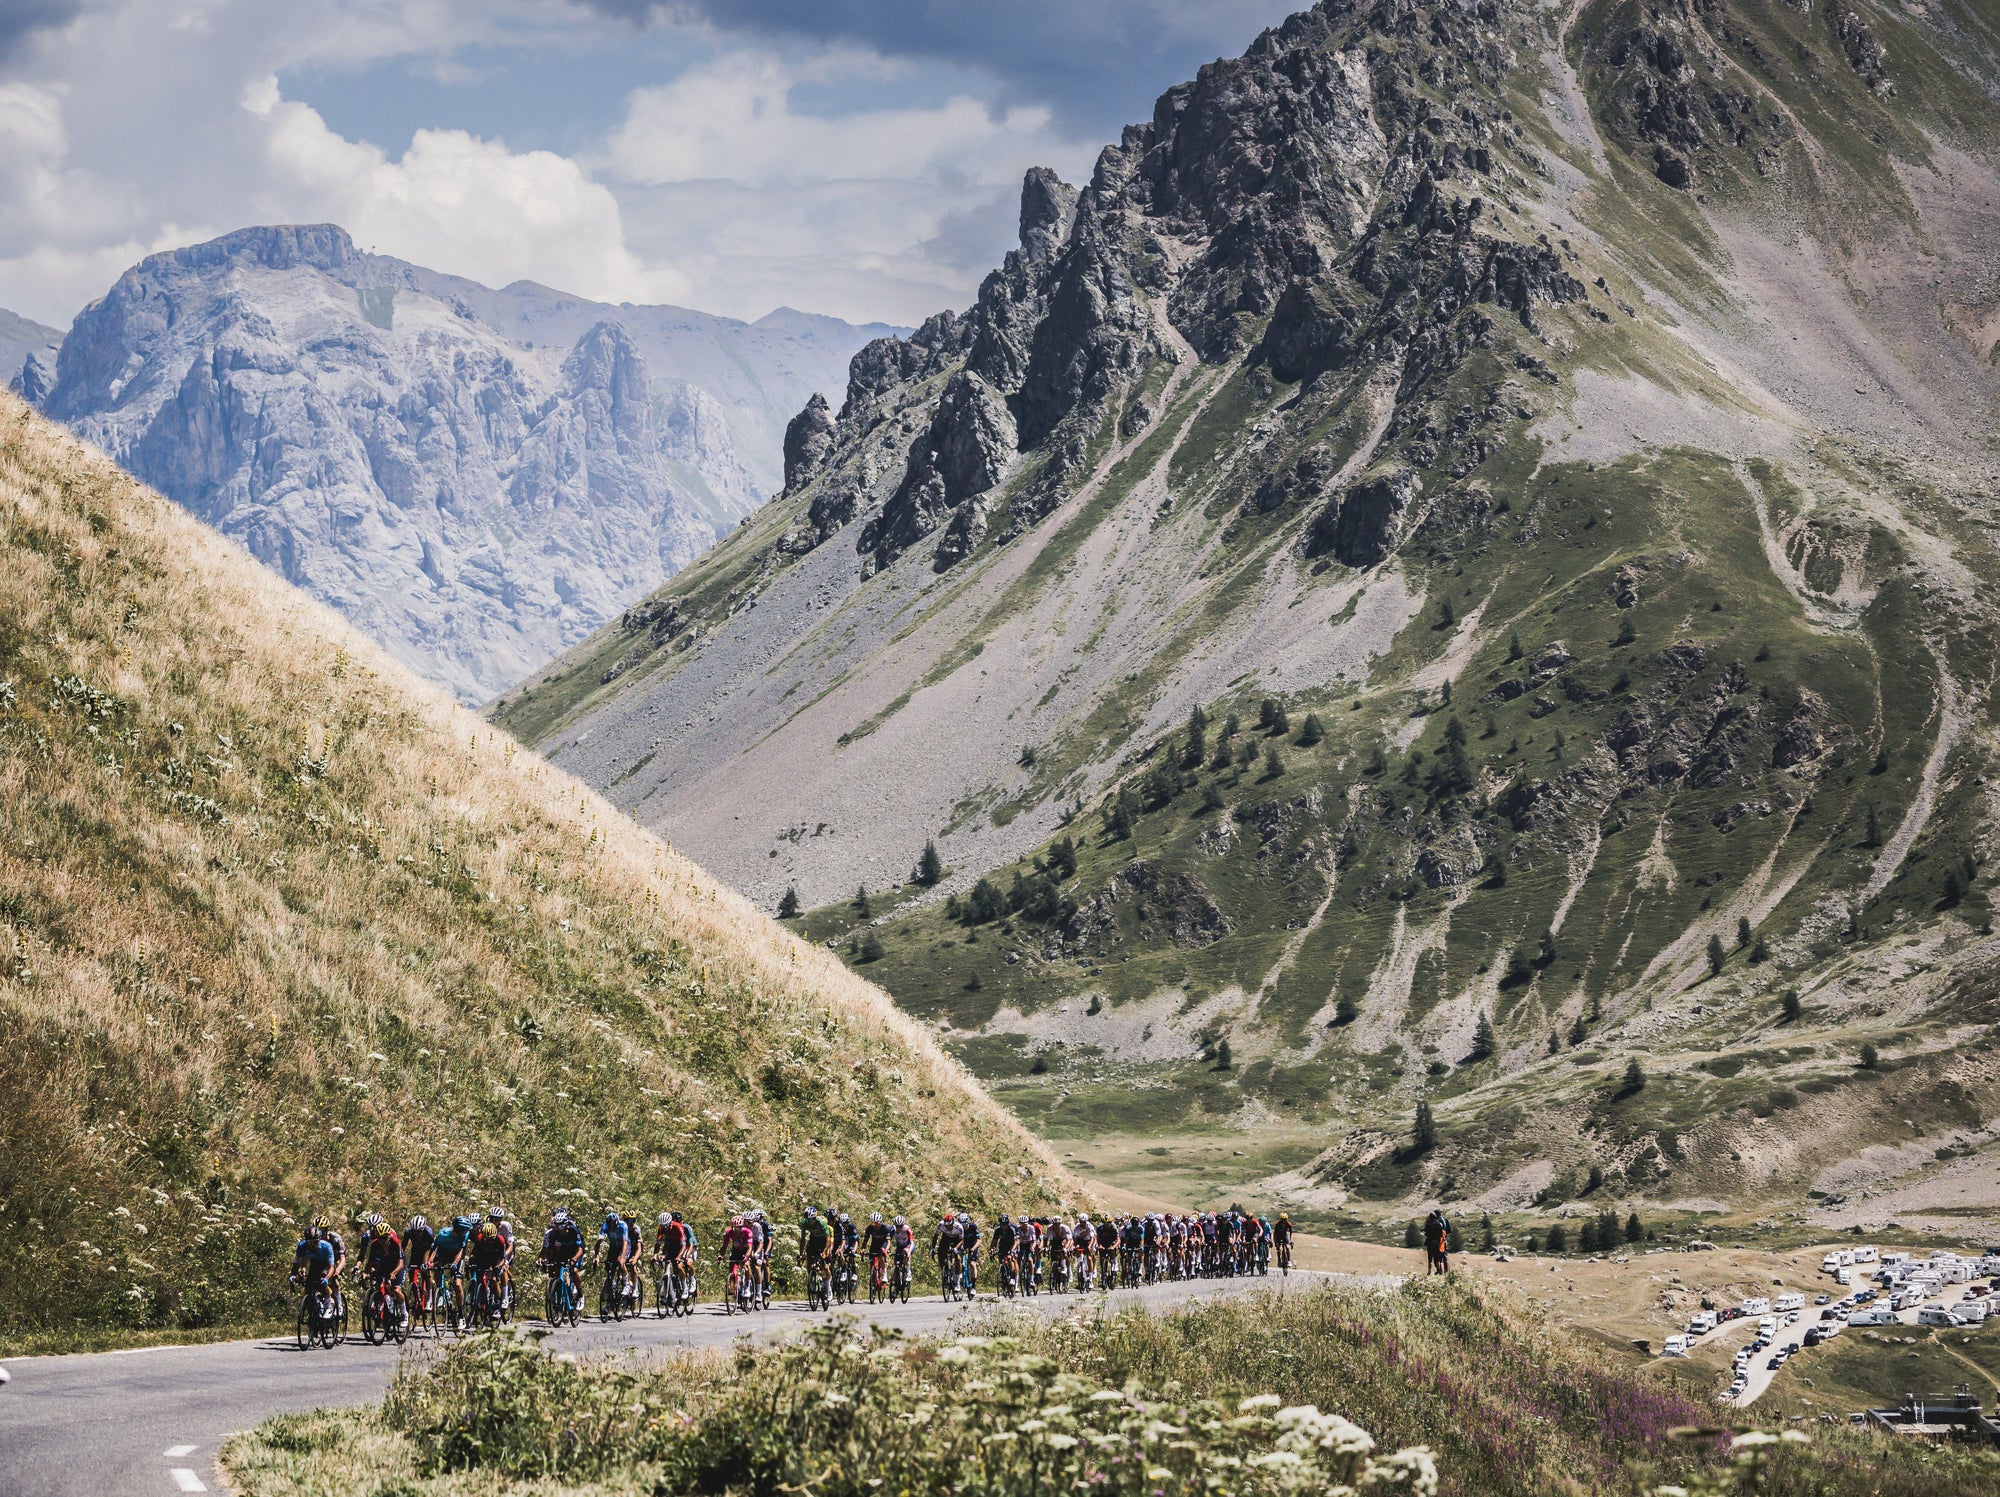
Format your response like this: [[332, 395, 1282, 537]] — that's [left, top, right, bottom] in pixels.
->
[[0, 392, 1076, 1343]]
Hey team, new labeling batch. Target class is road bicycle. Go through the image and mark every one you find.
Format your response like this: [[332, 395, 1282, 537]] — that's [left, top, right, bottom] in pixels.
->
[[998, 1253, 1018, 1298], [292, 1278, 345, 1349], [939, 1245, 963, 1302], [655, 1256, 694, 1318], [1277, 1240, 1292, 1276], [407, 1263, 437, 1333], [834, 1248, 858, 1305], [890, 1252, 912, 1304], [360, 1275, 410, 1346], [432, 1263, 466, 1334], [805, 1250, 834, 1311], [543, 1260, 582, 1328], [466, 1266, 506, 1330], [959, 1249, 978, 1300], [725, 1258, 756, 1315], [597, 1259, 636, 1322], [869, 1250, 890, 1304]]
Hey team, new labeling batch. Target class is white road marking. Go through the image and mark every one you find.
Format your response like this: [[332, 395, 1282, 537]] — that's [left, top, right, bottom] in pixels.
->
[[169, 1470, 206, 1493], [163, 1445, 197, 1458], [110, 1344, 186, 1355]]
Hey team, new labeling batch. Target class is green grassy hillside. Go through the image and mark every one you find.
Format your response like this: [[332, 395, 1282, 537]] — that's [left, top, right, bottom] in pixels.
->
[[0, 393, 1069, 1347]]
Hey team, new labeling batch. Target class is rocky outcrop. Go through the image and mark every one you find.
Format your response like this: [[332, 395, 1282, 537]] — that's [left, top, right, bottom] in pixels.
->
[[32, 226, 886, 700], [1306, 467, 1424, 568], [782, 393, 837, 493]]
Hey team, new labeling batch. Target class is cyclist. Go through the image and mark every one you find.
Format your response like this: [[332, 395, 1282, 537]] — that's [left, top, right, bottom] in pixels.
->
[[863, 1211, 892, 1301], [721, 1213, 753, 1306], [596, 1207, 632, 1305], [620, 1209, 645, 1307], [992, 1213, 1018, 1294], [891, 1213, 915, 1296], [1274, 1212, 1294, 1273], [291, 1220, 343, 1322], [960, 1213, 981, 1295], [357, 1212, 408, 1324], [750, 1209, 774, 1307], [467, 1215, 509, 1317], [540, 1207, 585, 1312], [1095, 1214, 1118, 1284], [1071, 1214, 1094, 1290], [486, 1206, 516, 1309], [799, 1206, 833, 1306], [1120, 1214, 1143, 1287], [933, 1211, 964, 1295], [836, 1211, 859, 1300], [1256, 1215, 1273, 1275], [653, 1210, 688, 1301]]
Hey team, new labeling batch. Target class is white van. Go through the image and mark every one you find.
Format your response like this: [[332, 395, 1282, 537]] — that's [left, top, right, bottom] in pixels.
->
[[1850, 1308, 1899, 1326], [1918, 1305, 1966, 1328], [1939, 1262, 1973, 1285], [1821, 1253, 1845, 1274], [1852, 1246, 1878, 1264], [1662, 1335, 1692, 1357], [1757, 1315, 1778, 1337], [1774, 1293, 1805, 1313], [1882, 1252, 1910, 1269], [1688, 1312, 1718, 1335], [1740, 1297, 1770, 1316]]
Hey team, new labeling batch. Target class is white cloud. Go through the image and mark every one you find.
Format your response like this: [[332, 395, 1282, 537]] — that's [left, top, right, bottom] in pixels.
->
[[245, 76, 691, 304]]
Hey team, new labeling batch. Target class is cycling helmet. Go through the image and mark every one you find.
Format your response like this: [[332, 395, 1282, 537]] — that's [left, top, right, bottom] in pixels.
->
[[658, 1212, 673, 1227], [455, 1214, 476, 1231], [870, 1212, 882, 1224], [838, 1212, 851, 1224], [893, 1215, 906, 1227], [488, 1205, 506, 1221], [551, 1208, 572, 1225], [805, 1205, 819, 1217], [670, 1210, 683, 1222], [407, 1214, 428, 1232], [999, 1213, 1011, 1224], [363, 1211, 382, 1229], [942, 1211, 955, 1223], [729, 1214, 745, 1227]]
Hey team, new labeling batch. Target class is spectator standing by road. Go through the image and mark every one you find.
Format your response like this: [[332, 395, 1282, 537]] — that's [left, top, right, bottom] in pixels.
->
[[1423, 1206, 1451, 1275]]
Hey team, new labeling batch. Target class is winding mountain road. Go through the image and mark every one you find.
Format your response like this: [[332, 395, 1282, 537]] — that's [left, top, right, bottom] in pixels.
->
[[0, 1271, 1348, 1496]]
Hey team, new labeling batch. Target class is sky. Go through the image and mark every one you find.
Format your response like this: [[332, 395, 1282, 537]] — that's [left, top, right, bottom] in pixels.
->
[[0, 0, 1296, 331]]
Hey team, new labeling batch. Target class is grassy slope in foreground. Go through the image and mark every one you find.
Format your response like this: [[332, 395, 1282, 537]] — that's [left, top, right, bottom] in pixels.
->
[[0, 392, 1067, 1348], [221, 1278, 2000, 1497]]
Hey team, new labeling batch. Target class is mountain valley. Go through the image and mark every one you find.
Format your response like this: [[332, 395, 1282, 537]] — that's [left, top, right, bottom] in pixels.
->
[[492, 0, 2000, 1230]]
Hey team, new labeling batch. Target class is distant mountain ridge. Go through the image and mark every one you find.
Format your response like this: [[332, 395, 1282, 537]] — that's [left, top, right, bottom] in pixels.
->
[[26, 225, 900, 700], [0, 307, 60, 398]]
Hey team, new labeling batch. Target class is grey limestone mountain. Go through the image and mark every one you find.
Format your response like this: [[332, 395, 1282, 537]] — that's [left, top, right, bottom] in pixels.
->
[[29, 225, 898, 700], [495, 0, 2000, 1218], [0, 307, 61, 402]]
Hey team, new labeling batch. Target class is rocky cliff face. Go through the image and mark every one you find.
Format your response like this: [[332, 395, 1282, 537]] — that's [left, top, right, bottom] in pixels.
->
[[498, 0, 2000, 1223], [33, 226, 895, 700], [0, 307, 60, 401]]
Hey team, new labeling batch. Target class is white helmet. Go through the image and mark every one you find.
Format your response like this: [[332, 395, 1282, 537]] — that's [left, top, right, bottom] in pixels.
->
[[407, 1214, 428, 1233], [658, 1212, 672, 1227], [363, 1211, 382, 1229], [870, 1212, 882, 1224], [487, 1205, 505, 1221], [893, 1215, 906, 1227]]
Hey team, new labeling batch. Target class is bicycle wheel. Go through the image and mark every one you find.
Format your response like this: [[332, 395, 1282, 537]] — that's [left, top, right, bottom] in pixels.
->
[[295, 1295, 313, 1350]]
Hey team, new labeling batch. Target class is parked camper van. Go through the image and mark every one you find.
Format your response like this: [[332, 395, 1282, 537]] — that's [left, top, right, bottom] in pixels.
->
[[1662, 1335, 1692, 1357], [1774, 1293, 1805, 1313]]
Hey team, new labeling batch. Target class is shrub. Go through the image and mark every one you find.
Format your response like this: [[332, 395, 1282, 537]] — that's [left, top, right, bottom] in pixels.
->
[[776, 885, 801, 919]]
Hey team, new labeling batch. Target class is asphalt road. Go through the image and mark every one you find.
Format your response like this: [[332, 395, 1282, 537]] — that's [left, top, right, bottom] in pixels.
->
[[0, 1270, 1340, 1496]]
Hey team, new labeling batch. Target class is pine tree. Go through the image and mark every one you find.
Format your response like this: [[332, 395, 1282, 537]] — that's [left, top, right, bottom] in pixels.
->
[[1580, 1219, 1601, 1253], [852, 884, 873, 918], [967, 877, 1006, 925], [1215, 1037, 1233, 1070], [1625, 1211, 1644, 1244], [1365, 744, 1388, 776], [1412, 1100, 1437, 1154], [1859, 1042, 1879, 1069], [1864, 802, 1881, 847], [1750, 935, 1771, 963], [1706, 933, 1726, 977], [1403, 1220, 1422, 1249], [1048, 835, 1078, 881], [1258, 697, 1281, 731], [1334, 995, 1359, 1026], [1480, 1213, 1495, 1251], [1585, 1163, 1604, 1193], [854, 932, 885, 963], [1547, 1030, 1560, 1056], [777, 885, 801, 920], [1567, 1014, 1588, 1047], [1618, 1057, 1646, 1096], [1183, 705, 1207, 768], [1545, 1222, 1568, 1254], [1264, 743, 1286, 777], [1297, 712, 1325, 747], [1201, 783, 1225, 812], [1537, 927, 1558, 967], [914, 839, 944, 887], [1507, 633, 1524, 661], [1222, 712, 1240, 740], [1781, 989, 1802, 1023], [1469, 1010, 1497, 1062], [1105, 789, 1138, 840], [1438, 596, 1456, 629]]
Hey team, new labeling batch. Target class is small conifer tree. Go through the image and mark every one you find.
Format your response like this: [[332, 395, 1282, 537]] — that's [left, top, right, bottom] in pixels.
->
[[1297, 712, 1325, 747], [777, 885, 801, 920], [1781, 989, 1802, 1023], [1412, 1100, 1437, 1154], [852, 884, 872, 918], [914, 839, 944, 887], [1706, 933, 1726, 977], [1470, 1010, 1497, 1062], [1619, 1057, 1646, 1096], [1264, 743, 1285, 777], [1625, 1211, 1644, 1244]]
